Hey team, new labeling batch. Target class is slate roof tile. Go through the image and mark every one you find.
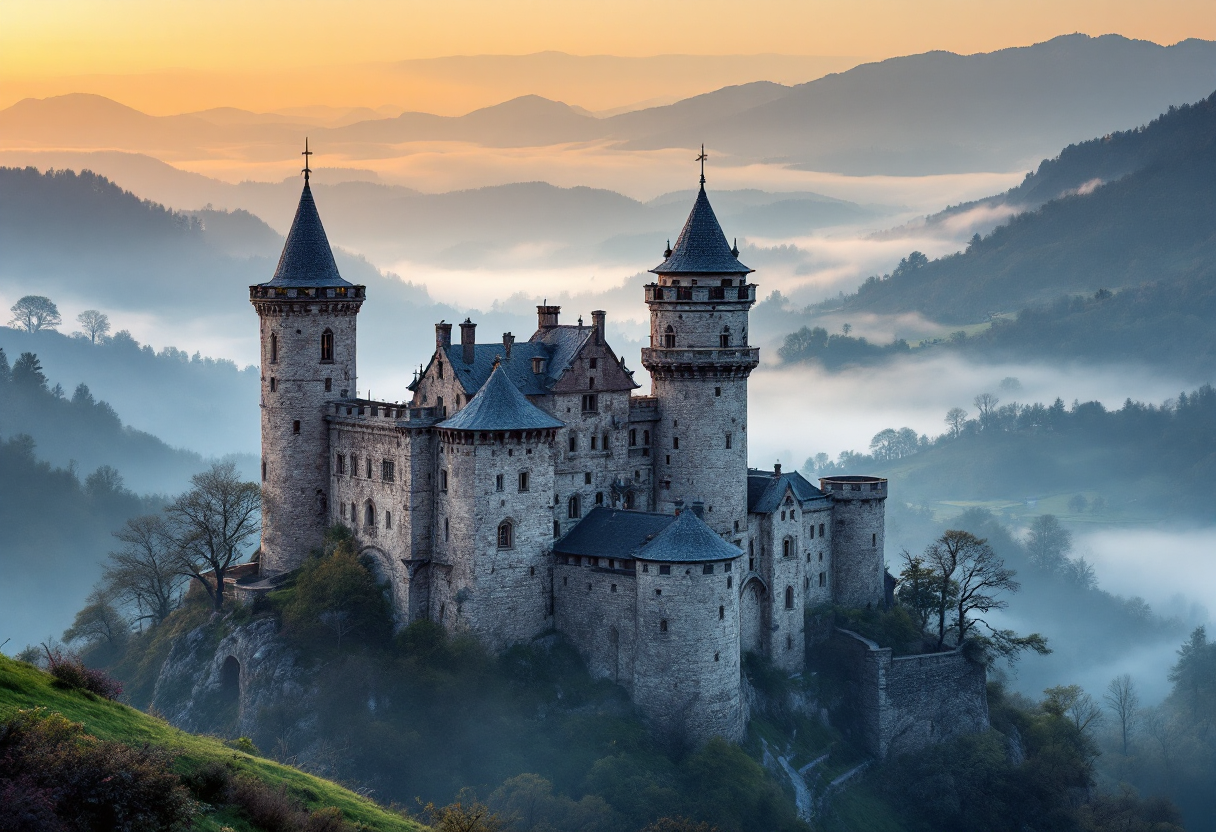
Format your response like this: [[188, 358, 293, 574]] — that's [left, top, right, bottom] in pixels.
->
[[436, 363, 564, 431], [651, 185, 753, 275], [263, 182, 351, 288], [746, 469, 830, 514], [554, 506, 742, 563]]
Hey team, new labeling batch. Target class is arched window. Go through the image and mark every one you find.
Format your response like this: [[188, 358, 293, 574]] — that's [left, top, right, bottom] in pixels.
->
[[364, 501, 375, 526], [269, 333, 278, 364], [497, 520, 513, 549], [320, 329, 334, 362], [663, 325, 675, 348], [568, 494, 581, 519], [785, 585, 794, 609], [720, 325, 731, 348]]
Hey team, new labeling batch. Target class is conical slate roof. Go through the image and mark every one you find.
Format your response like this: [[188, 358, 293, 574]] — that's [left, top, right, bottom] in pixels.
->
[[635, 507, 743, 563], [264, 182, 350, 287], [651, 185, 752, 275], [437, 363, 564, 432]]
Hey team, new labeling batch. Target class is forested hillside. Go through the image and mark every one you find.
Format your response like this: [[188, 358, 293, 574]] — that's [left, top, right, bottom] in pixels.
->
[[838, 91, 1216, 326]]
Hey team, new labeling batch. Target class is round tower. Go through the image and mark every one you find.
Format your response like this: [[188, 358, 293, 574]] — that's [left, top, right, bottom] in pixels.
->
[[641, 170, 757, 541], [250, 166, 364, 577], [820, 475, 887, 608], [632, 504, 745, 743]]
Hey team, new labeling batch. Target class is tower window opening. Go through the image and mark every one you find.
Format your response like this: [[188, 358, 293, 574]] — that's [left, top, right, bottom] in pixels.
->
[[261, 459, 266, 481], [727, 576, 732, 588], [588, 376, 596, 389], [663, 325, 675, 348], [350, 502, 356, 520], [518, 471, 530, 492], [660, 619, 668, 632], [569, 433, 578, 452], [582, 393, 598, 412], [437, 362, 443, 379], [725, 433, 732, 449], [786, 635, 793, 650], [269, 333, 278, 364], [382, 460, 395, 481], [715, 652, 720, 662], [805, 576, 809, 589], [495, 474, 504, 492], [785, 586, 794, 609], [554, 520, 561, 538], [719, 605, 724, 620], [672, 437, 679, 450], [443, 517, 449, 540], [819, 572, 826, 587], [643, 430, 650, 446], [819, 551, 823, 562], [366, 458, 372, 478], [809, 525, 814, 539], [819, 523, 826, 537], [336, 454, 345, 475], [611, 583, 617, 593], [630, 429, 637, 446], [321, 329, 334, 362], [659, 564, 671, 575], [497, 520, 513, 549], [602, 433, 609, 449], [783, 539, 792, 558], [385, 511, 392, 529], [568, 494, 581, 519], [350, 455, 358, 478], [365, 502, 376, 526], [595, 492, 604, 505], [585, 472, 592, 485], [269, 377, 277, 392], [873, 533, 877, 547], [720, 326, 731, 348], [703, 564, 713, 575], [340, 502, 346, 519], [292, 420, 301, 435], [325, 377, 332, 392], [589, 358, 598, 369], [440, 470, 448, 491], [591, 435, 598, 450], [715, 387, 721, 397]]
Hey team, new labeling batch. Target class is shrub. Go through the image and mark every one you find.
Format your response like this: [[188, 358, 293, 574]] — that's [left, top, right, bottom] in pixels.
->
[[279, 537, 392, 650], [228, 775, 354, 832], [42, 647, 123, 700], [0, 707, 195, 831]]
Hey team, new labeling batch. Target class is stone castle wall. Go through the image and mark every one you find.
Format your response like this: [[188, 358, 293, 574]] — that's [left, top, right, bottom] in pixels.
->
[[256, 298, 359, 575], [833, 628, 989, 758], [822, 478, 886, 609], [632, 554, 745, 743], [553, 558, 639, 687]]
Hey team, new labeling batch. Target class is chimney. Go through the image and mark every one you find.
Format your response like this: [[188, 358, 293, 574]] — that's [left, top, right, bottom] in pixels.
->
[[673, 498, 685, 516], [537, 303, 561, 330], [690, 500, 705, 519], [591, 310, 606, 344], [773, 463, 782, 478], [435, 321, 452, 349], [460, 318, 476, 364], [503, 332, 515, 359]]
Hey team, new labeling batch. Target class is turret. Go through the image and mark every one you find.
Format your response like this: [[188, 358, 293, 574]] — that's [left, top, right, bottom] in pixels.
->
[[250, 165, 364, 577], [642, 171, 757, 542], [820, 476, 887, 608]]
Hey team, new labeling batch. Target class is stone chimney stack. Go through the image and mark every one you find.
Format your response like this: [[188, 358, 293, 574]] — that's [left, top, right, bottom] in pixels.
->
[[436, 321, 452, 349], [773, 463, 782, 478], [503, 332, 515, 359], [537, 304, 561, 330], [591, 310, 606, 344], [690, 499, 705, 518], [460, 318, 476, 364]]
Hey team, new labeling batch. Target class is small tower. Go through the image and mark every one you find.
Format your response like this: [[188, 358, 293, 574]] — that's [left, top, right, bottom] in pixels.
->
[[820, 476, 887, 608], [250, 152, 364, 577], [642, 160, 757, 541]]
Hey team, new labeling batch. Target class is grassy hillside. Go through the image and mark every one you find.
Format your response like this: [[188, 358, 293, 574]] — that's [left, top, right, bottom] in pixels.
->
[[0, 654, 422, 832]]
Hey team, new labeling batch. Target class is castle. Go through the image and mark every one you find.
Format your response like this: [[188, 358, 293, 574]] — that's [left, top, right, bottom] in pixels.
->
[[249, 165, 897, 743]]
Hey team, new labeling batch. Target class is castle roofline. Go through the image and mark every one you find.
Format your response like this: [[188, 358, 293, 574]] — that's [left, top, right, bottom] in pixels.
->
[[650, 185, 753, 276], [260, 181, 351, 288], [555, 506, 742, 563], [746, 467, 829, 514], [436, 363, 563, 432]]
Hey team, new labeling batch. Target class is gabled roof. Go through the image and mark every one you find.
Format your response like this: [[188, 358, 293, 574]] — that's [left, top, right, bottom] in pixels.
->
[[530, 324, 592, 381], [436, 363, 563, 432], [554, 507, 742, 563], [747, 469, 830, 514], [651, 185, 753, 275], [263, 182, 350, 288], [440, 342, 554, 397]]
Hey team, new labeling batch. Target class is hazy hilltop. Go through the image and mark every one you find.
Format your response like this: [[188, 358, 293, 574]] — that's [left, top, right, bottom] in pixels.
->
[[3, 36, 1214, 178]]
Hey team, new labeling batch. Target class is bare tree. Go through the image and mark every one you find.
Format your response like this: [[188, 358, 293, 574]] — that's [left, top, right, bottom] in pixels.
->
[[950, 533, 1020, 645], [105, 514, 186, 626], [166, 462, 261, 611], [63, 587, 128, 650], [76, 309, 111, 344], [1105, 674, 1140, 755], [945, 407, 968, 438], [9, 295, 62, 333], [1044, 684, 1105, 734], [973, 392, 1000, 429]]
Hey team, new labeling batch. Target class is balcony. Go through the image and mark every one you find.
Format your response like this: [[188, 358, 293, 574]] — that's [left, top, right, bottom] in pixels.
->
[[640, 346, 760, 371]]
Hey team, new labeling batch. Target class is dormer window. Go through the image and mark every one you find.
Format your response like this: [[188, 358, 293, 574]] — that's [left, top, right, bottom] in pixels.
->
[[532, 357, 545, 374]]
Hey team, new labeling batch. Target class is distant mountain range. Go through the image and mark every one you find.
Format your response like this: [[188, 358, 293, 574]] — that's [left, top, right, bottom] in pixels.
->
[[3, 35, 1215, 175]]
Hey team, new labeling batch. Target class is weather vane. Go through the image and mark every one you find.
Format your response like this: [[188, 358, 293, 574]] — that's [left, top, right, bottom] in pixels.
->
[[302, 137, 313, 181], [696, 144, 707, 185]]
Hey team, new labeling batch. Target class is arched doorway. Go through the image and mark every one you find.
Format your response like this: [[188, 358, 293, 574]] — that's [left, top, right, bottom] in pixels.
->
[[220, 655, 240, 701]]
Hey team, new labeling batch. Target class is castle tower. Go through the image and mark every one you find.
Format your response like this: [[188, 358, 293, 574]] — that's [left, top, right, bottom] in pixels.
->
[[642, 173, 757, 540], [250, 168, 364, 577], [820, 476, 887, 608]]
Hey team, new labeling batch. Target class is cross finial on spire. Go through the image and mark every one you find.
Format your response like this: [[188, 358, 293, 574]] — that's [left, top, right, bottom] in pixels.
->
[[695, 144, 707, 185], [301, 138, 313, 181]]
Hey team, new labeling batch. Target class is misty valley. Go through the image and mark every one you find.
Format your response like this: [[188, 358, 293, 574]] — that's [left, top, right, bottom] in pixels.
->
[[2, 27, 1216, 832]]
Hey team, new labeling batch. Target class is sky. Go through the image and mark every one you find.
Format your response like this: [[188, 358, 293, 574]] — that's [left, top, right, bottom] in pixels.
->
[[3, 0, 1216, 114]]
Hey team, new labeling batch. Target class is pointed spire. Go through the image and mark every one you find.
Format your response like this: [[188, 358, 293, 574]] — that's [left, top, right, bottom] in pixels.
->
[[651, 176, 753, 276], [264, 172, 350, 288], [437, 363, 563, 432]]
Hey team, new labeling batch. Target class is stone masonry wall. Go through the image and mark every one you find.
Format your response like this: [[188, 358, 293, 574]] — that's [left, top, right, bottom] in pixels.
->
[[554, 559, 638, 687], [257, 299, 359, 576], [833, 628, 989, 758], [633, 555, 745, 743], [823, 481, 886, 609]]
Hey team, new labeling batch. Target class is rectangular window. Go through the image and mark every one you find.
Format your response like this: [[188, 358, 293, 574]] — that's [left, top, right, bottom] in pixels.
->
[[518, 471, 530, 492], [809, 525, 814, 539], [589, 358, 598, 369], [336, 454, 345, 475], [366, 458, 373, 478], [873, 533, 877, 547], [440, 470, 448, 492], [672, 436, 679, 450], [385, 511, 392, 529], [495, 474, 504, 492], [703, 564, 713, 575], [325, 377, 332, 392], [269, 377, 277, 392], [340, 502, 346, 518], [819, 572, 826, 587], [660, 619, 668, 632], [602, 433, 609, 449], [350, 455, 358, 477], [629, 429, 637, 446], [585, 472, 592, 485], [292, 420, 300, 435], [715, 386, 721, 397], [659, 564, 671, 575], [725, 433, 732, 449], [581, 393, 598, 412], [590, 435, 598, 450], [819, 523, 826, 537], [382, 460, 395, 481]]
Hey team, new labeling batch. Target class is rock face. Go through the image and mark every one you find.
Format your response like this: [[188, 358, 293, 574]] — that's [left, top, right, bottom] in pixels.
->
[[151, 617, 311, 740]]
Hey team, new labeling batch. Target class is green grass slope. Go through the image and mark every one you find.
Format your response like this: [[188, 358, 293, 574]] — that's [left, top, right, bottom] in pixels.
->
[[0, 654, 423, 832]]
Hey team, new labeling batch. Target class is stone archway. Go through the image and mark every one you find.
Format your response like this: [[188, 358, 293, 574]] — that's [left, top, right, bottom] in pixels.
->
[[220, 655, 241, 702]]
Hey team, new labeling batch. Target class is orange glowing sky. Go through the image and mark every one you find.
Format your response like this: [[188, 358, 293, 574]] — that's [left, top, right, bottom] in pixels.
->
[[3, 0, 1216, 115]]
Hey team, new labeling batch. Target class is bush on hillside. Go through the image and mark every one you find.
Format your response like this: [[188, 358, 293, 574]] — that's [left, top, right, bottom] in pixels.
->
[[0, 707, 195, 832], [42, 647, 123, 701]]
